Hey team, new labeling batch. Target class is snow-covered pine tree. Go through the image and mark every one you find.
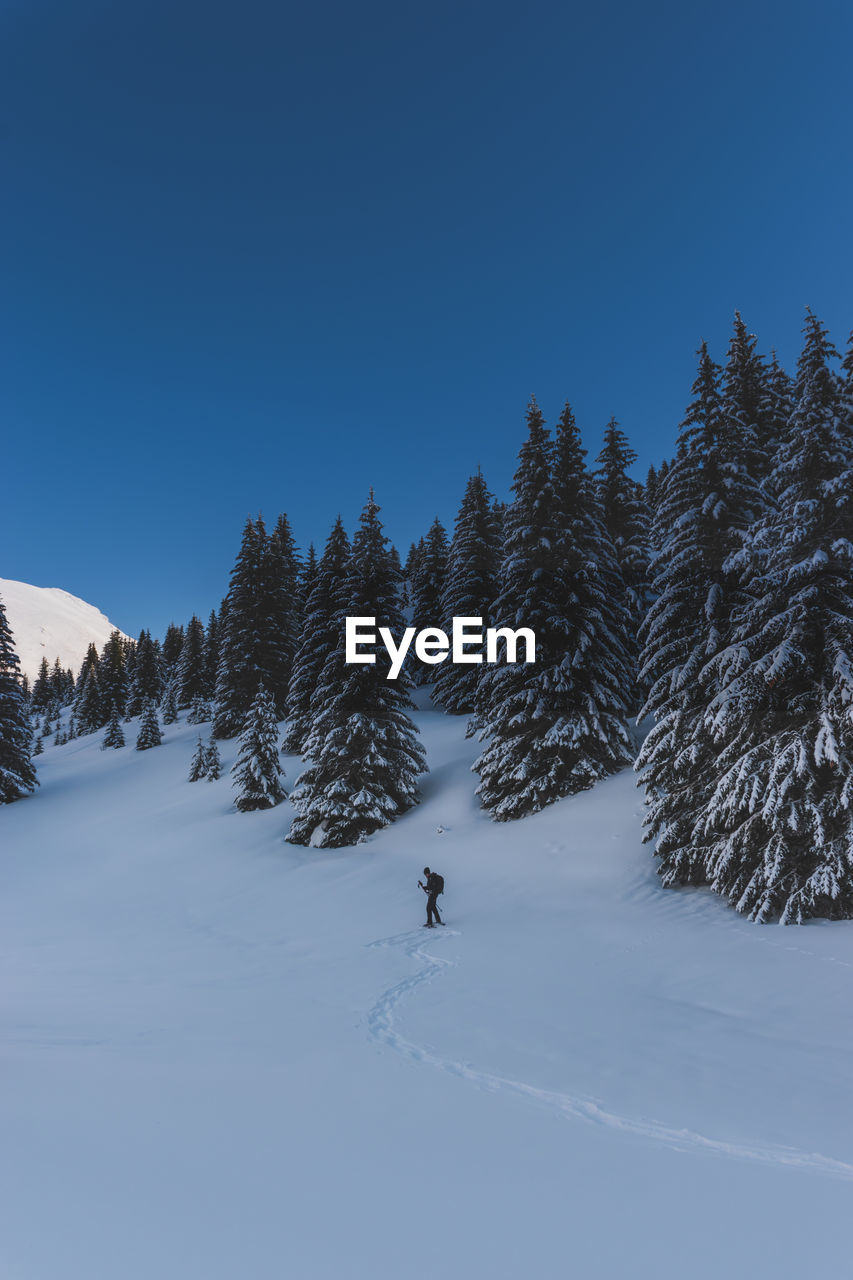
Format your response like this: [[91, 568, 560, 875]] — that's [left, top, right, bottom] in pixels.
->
[[187, 694, 211, 724], [203, 609, 220, 699], [283, 515, 351, 755], [409, 517, 449, 684], [102, 701, 125, 749], [176, 615, 207, 708], [189, 736, 207, 782], [99, 631, 130, 717], [298, 543, 318, 622], [126, 630, 163, 716], [32, 733, 44, 756], [700, 312, 853, 922], [231, 685, 286, 811], [594, 417, 653, 663], [214, 516, 264, 738], [474, 399, 632, 820], [160, 678, 179, 724], [74, 666, 103, 735], [0, 595, 38, 803], [161, 623, 185, 674], [136, 698, 162, 750], [432, 469, 501, 715], [403, 539, 424, 612], [215, 516, 296, 737], [287, 490, 427, 847], [31, 658, 52, 712], [635, 341, 765, 886], [261, 513, 302, 717], [205, 736, 222, 781]]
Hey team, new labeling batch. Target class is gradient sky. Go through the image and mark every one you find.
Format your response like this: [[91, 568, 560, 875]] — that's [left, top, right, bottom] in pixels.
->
[[3, 0, 852, 638]]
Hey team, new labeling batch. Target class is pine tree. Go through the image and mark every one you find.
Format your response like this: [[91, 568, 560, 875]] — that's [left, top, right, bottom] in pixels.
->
[[262, 513, 302, 716], [288, 490, 427, 847], [231, 686, 286, 811], [203, 609, 220, 698], [0, 595, 38, 803], [432, 469, 501, 714], [32, 733, 44, 756], [594, 417, 653, 656], [126, 630, 162, 716], [474, 398, 632, 819], [99, 631, 130, 716], [409, 517, 449, 683], [205, 736, 222, 781], [161, 623, 185, 673], [31, 657, 52, 712], [176, 615, 207, 708], [700, 312, 853, 921], [189, 736, 207, 782], [135, 699, 162, 750], [102, 701, 125, 749], [214, 517, 267, 737], [297, 543, 318, 627], [284, 516, 352, 754], [160, 679, 179, 725], [187, 694, 211, 724], [74, 666, 103, 735], [636, 341, 765, 886]]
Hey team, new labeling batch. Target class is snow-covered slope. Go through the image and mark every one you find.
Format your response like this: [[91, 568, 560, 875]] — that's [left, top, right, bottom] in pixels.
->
[[3, 698, 853, 1279], [0, 577, 127, 681]]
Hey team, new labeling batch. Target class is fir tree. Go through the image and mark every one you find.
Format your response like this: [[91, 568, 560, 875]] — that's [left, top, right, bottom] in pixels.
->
[[176, 615, 207, 708], [205, 736, 222, 781], [160, 679, 179, 724], [0, 595, 38, 803], [594, 417, 653, 652], [99, 631, 130, 716], [232, 686, 286, 811], [136, 699, 162, 750], [187, 694, 211, 724], [74, 667, 103, 735], [284, 516, 352, 755], [636, 341, 765, 886], [409, 517, 449, 683], [203, 609, 221, 698], [262, 513, 302, 716], [474, 398, 632, 819], [189, 736, 207, 782], [126, 630, 163, 716], [31, 657, 52, 712], [161, 623, 185, 672], [432, 469, 501, 715], [32, 733, 44, 756], [102, 701, 126, 749], [700, 312, 853, 921], [288, 490, 427, 847]]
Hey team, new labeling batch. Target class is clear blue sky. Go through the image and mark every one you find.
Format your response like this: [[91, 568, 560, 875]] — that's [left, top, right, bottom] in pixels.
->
[[3, 0, 852, 638]]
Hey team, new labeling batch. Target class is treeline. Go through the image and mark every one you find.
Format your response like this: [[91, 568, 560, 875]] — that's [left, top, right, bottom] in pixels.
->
[[3, 310, 852, 922]]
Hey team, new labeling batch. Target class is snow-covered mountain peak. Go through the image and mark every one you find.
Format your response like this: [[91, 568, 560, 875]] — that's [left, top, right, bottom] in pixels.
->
[[0, 577, 127, 681]]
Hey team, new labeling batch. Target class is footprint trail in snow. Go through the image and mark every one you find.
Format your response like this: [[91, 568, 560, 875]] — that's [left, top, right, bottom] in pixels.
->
[[366, 928, 853, 1182]]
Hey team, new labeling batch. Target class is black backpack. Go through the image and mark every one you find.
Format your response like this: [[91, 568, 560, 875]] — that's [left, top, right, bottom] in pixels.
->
[[431, 873, 444, 895]]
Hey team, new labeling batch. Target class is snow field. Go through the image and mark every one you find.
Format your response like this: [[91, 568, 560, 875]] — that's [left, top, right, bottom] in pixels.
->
[[3, 697, 853, 1278]]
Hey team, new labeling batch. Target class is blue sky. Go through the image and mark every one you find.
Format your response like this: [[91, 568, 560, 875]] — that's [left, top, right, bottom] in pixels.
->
[[2, 0, 852, 638]]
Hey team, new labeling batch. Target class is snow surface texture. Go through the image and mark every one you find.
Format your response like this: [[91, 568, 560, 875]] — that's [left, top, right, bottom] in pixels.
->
[[0, 577, 127, 682], [3, 691, 853, 1278]]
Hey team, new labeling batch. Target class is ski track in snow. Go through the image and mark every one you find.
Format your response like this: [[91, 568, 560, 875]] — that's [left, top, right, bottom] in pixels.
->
[[366, 928, 853, 1183]]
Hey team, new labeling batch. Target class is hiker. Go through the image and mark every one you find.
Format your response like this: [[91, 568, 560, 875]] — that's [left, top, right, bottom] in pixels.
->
[[418, 866, 445, 927]]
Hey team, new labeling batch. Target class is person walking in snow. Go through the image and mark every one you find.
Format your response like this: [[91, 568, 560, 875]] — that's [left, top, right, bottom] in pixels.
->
[[418, 866, 444, 928]]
